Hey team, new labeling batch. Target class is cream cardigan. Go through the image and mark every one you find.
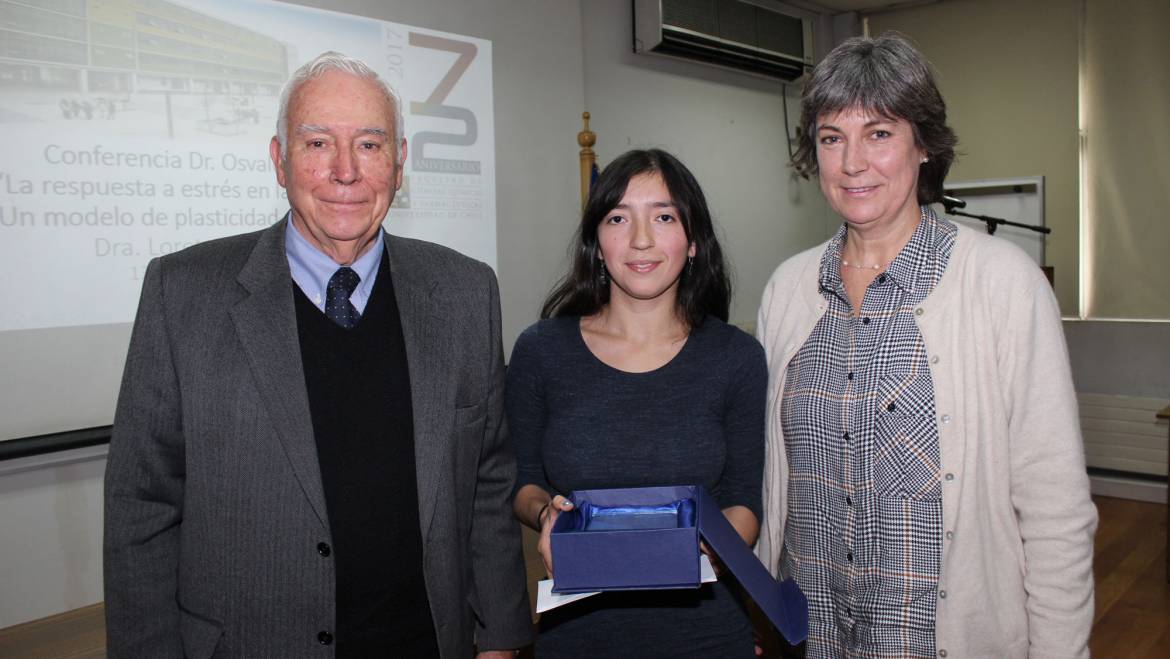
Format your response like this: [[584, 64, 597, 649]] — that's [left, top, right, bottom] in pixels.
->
[[756, 224, 1096, 659]]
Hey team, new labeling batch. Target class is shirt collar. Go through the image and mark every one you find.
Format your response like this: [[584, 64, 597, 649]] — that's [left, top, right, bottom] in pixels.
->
[[284, 212, 383, 314], [817, 225, 848, 296], [882, 207, 936, 295], [818, 206, 941, 298]]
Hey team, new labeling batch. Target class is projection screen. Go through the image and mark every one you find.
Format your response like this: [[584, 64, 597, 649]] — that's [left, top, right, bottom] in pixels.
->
[[0, 0, 495, 442]]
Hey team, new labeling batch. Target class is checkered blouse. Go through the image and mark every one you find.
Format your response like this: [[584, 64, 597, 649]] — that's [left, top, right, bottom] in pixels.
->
[[781, 208, 956, 658]]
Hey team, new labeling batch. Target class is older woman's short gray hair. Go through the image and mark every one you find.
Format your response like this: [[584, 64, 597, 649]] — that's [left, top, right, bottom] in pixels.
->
[[275, 51, 405, 165], [792, 33, 957, 205]]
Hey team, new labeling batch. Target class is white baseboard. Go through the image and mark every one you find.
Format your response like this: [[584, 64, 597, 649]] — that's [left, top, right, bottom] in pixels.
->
[[1090, 474, 1168, 504]]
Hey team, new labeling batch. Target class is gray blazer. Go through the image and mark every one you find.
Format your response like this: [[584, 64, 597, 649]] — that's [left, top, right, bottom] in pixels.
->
[[104, 219, 532, 658]]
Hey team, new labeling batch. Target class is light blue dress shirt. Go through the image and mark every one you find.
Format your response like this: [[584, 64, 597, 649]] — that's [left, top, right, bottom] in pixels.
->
[[284, 212, 383, 314]]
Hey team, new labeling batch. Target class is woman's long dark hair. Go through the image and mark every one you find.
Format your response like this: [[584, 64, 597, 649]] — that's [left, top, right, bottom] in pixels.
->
[[540, 149, 730, 328]]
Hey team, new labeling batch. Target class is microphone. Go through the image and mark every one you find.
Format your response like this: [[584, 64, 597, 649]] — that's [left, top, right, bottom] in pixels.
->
[[941, 195, 966, 210]]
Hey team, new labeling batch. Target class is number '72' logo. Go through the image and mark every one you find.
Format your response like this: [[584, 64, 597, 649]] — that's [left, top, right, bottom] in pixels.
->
[[408, 33, 480, 175]]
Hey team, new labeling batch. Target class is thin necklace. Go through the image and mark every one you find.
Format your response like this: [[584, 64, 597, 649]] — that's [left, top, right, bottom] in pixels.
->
[[840, 258, 887, 271]]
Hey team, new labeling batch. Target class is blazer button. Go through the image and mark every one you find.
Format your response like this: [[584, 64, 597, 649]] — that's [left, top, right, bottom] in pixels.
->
[[317, 542, 331, 557], [318, 631, 333, 645]]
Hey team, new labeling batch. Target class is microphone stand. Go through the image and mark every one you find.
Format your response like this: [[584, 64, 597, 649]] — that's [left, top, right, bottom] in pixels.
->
[[942, 201, 1050, 236]]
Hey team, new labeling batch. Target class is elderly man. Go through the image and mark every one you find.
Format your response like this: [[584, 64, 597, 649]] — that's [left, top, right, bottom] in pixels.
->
[[104, 52, 532, 658]]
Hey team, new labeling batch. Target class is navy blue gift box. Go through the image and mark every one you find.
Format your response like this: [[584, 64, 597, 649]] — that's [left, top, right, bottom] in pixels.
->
[[550, 485, 809, 645]]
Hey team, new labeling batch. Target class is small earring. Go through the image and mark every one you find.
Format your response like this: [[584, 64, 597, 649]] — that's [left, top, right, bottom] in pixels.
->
[[921, 156, 929, 164], [599, 261, 607, 286]]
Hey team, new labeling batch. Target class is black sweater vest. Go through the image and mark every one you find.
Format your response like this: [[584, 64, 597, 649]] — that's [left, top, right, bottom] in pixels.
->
[[294, 250, 438, 657]]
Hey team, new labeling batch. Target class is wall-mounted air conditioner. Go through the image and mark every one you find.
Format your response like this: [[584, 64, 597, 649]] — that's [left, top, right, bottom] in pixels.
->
[[633, 0, 813, 81]]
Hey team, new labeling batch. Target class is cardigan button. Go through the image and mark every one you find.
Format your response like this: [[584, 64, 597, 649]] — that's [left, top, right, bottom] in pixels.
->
[[945, 530, 954, 540], [318, 631, 333, 645], [930, 355, 939, 364], [938, 650, 948, 658], [317, 542, 331, 557], [915, 307, 924, 316], [944, 473, 955, 482], [941, 414, 952, 424]]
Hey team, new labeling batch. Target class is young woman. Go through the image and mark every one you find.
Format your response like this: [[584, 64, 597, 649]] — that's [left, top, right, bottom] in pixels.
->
[[506, 149, 766, 657]]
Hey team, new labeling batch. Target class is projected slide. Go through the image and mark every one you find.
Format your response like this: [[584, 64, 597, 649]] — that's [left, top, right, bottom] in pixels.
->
[[0, 0, 494, 440]]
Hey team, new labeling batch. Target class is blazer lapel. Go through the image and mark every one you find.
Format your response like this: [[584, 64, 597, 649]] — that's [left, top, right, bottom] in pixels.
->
[[229, 220, 329, 529], [386, 235, 453, 545]]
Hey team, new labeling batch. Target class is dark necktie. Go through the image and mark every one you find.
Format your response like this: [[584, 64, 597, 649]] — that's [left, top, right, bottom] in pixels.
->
[[325, 267, 361, 329]]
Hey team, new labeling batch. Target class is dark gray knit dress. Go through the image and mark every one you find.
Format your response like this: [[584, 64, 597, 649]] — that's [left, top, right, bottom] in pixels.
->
[[505, 315, 766, 658]]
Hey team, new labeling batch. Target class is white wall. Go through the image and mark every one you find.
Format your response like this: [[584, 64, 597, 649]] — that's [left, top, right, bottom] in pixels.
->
[[0, 447, 106, 627], [1064, 321, 1170, 399]]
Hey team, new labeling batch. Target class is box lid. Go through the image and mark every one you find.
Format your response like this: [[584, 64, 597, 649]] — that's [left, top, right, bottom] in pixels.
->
[[694, 487, 809, 645]]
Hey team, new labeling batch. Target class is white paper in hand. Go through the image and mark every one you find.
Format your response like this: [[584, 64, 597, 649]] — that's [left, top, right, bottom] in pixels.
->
[[535, 553, 717, 613]]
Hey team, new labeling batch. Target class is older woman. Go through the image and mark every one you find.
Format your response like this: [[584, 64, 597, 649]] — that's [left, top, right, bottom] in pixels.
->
[[507, 149, 765, 657], [756, 35, 1096, 658]]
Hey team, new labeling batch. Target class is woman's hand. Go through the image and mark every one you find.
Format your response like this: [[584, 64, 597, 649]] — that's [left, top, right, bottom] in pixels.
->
[[702, 505, 760, 579], [700, 540, 727, 577], [536, 494, 574, 577], [512, 484, 575, 577]]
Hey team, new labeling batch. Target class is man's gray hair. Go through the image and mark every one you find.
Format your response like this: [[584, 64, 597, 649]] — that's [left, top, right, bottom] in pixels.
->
[[275, 51, 405, 165]]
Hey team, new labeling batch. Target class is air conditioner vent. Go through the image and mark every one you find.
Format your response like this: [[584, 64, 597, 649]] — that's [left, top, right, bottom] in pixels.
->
[[636, 0, 813, 82], [662, 0, 717, 33]]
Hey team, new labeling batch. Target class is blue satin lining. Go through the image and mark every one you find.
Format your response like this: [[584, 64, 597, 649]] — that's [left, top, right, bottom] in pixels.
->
[[567, 497, 697, 531]]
